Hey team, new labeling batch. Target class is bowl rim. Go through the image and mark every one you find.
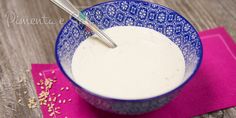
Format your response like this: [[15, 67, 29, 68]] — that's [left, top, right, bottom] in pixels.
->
[[55, 0, 203, 102]]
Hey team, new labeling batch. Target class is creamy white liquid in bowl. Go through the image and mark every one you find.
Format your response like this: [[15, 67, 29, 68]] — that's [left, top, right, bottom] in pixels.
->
[[71, 26, 185, 100]]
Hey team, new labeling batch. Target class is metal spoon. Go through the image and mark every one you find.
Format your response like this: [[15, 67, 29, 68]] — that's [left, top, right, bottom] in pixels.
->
[[50, 0, 117, 48]]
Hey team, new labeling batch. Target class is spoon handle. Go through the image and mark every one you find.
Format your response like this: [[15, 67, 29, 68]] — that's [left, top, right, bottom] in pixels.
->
[[51, 0, 117, 48]]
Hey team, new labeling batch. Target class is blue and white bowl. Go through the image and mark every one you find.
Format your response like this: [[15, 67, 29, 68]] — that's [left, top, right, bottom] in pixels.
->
[[55, 0, 203, 115]]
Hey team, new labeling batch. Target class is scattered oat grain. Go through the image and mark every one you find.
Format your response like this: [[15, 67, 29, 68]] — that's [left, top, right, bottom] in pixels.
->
[[26, 69, 30, 73], [49, 112, 54, 117], [55, 106, 60, 110], [65, 87, 69, 91], [60, 87, 64, 91], [53, 97, 57, 102], [57, 94, 61, 97], [18, 77, 23, 83], [55, 111, 61, 114], [40, 79, 44, 85], [68, 99, 72, 102], [51, 70, 55, 74], [41, 86, 44, 89], [18, 99, 22, 103], [48, 108, 52, 112]]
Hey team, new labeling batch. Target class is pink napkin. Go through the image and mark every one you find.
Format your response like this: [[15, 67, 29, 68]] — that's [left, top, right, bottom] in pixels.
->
[[32, 27, 236, 118]]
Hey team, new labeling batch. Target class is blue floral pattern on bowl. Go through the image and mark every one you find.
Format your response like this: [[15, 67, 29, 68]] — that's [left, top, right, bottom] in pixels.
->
[[55, 0, 203, 115]]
